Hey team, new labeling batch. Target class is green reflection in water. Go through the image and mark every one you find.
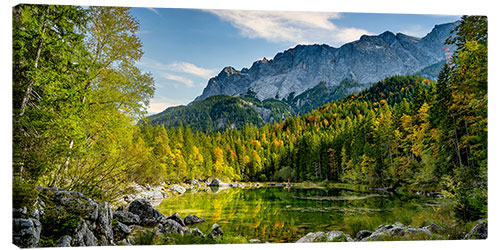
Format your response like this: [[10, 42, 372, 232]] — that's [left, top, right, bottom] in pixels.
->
[[157, 187, 444, 243]]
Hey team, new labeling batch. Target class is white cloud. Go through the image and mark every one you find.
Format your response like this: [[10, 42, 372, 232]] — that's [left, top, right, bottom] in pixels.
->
[[167, 61, 216, 79], [138, 57, 215, 79], [147, 102, 179, 114], [206, 9, 370, 46], [146, 7, 159, 15], [159, 73, 195, 87], [400, 24, 430, 38]]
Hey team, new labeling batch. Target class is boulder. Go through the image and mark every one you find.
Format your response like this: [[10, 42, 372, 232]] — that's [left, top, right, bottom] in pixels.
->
[[113, 211, 141, 225], [71, 219, 98, 246], [326, 231, 350, 242], [113, 221, 132, 242], [207, 223, 223, 239], [355, 230, 372, 241], [465, 220, 487, 239], [157, 218, 188, 235], [166, 212, 186, 227], [188, 227, 206, 237], [128, 199, 163, 226], [296, 232, 325, 243], [12, 218, 41, 248], [208, 178, 229, 187], [56, 235, 72, 247], [184, 214, 205, 225], [249, 239, 261, 243], [424, 223, 445, 234]]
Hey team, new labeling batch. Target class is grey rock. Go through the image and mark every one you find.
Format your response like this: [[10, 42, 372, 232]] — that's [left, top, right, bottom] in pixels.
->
[[355, 230, 373, 241], [158, 218, 188, 235], [56, 235, 72, 247], [12, 218, 41, 248], [128, 198, 163, 226], [166, 212, 186, 227], [72, 220, 98, 246], [116, 221, 132, 235], [465, 220, 487, 239], [249, 239, 261, 243], [113, 211, 140, 225], [326, 231, 348, 242], [296, 232, 325, 243], [388, 227, 405, 236], [208, 223, 223, 239], [184, 214, 205, 225], [188, 227, 206, 237], [96, 202, 113, 243]]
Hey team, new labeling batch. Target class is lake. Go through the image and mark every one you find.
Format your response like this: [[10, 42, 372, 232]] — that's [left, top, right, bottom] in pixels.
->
[[157, 186, 446, 243]]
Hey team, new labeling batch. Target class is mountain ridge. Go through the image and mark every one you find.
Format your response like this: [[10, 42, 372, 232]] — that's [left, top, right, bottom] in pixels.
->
[[195, 21, 458, 102]]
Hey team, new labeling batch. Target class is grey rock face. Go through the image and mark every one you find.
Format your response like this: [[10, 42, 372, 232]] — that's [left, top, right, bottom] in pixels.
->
[[195, 21, 458, 103], [128, 198, 163, 226], [184, 214, 205, 225]]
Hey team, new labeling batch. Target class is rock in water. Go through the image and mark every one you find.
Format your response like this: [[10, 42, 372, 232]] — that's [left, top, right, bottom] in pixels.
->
[[128, 198, 163, 226], [184, 214, 205, 225], [208, 179, 220, 186], [171, 185, 186, 195]]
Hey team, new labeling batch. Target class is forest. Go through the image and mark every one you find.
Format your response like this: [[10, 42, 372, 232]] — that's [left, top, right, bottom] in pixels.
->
[[13, 4, 487, 225]]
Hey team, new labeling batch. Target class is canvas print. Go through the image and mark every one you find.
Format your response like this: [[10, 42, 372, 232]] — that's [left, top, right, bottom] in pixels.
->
[[12, 3, 487, 248]]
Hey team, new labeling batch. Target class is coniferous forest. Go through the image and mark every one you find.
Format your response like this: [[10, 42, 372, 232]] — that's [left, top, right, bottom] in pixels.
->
[[12, 5, 487, 247]]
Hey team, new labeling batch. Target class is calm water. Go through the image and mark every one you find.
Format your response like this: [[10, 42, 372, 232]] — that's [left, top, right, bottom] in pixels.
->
[[157, 186, 443, 243]]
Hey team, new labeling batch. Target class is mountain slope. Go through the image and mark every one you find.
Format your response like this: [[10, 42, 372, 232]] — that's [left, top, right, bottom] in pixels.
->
[[195, 21, 458, 102]]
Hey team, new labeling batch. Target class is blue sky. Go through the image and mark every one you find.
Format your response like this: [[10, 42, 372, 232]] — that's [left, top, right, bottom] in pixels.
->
[[130, 8, 460, 114]]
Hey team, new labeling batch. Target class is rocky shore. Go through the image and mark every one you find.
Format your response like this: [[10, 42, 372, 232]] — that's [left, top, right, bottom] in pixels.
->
[[13, 181, 487, 247], [296, 220, 487, 243]]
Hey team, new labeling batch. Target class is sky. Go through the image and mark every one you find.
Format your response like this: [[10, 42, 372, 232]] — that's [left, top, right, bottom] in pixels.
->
[[130, 7, 460, 114]]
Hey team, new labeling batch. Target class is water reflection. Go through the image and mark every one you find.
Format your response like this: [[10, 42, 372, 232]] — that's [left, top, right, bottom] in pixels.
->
[[157, 187, 442, 242]]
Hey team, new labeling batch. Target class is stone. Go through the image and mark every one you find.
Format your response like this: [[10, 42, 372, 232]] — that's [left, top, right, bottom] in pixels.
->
[[12, 218, 42, 248], [424, 223, 445, 234], [128, 199, 163, 226], [184, 214, 205, 225], [188, 227, 206, 237], [296, 232, 325, 243], [465, 220, 487, 239], [158, 218, 188, 235], [56, 235, 72, 247], [166, 212, 186, 227], [249, 239, 261, 243], [171, 185, 186, 195], [113, 211, 141, 225], [96, 202, 114, 243], [71, 220, 98, 246], [388, 227, 404, 236], [208, 179, 220, 186], [326, 231, 348, 242], [355, 230, 373, 241], [207, 223, 223, 239]]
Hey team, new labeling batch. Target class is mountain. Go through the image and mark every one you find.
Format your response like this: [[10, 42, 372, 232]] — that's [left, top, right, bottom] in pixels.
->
[[195, 21, 458, 102], [149, 21, 459, 132], [147, 95, 294, 133]]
